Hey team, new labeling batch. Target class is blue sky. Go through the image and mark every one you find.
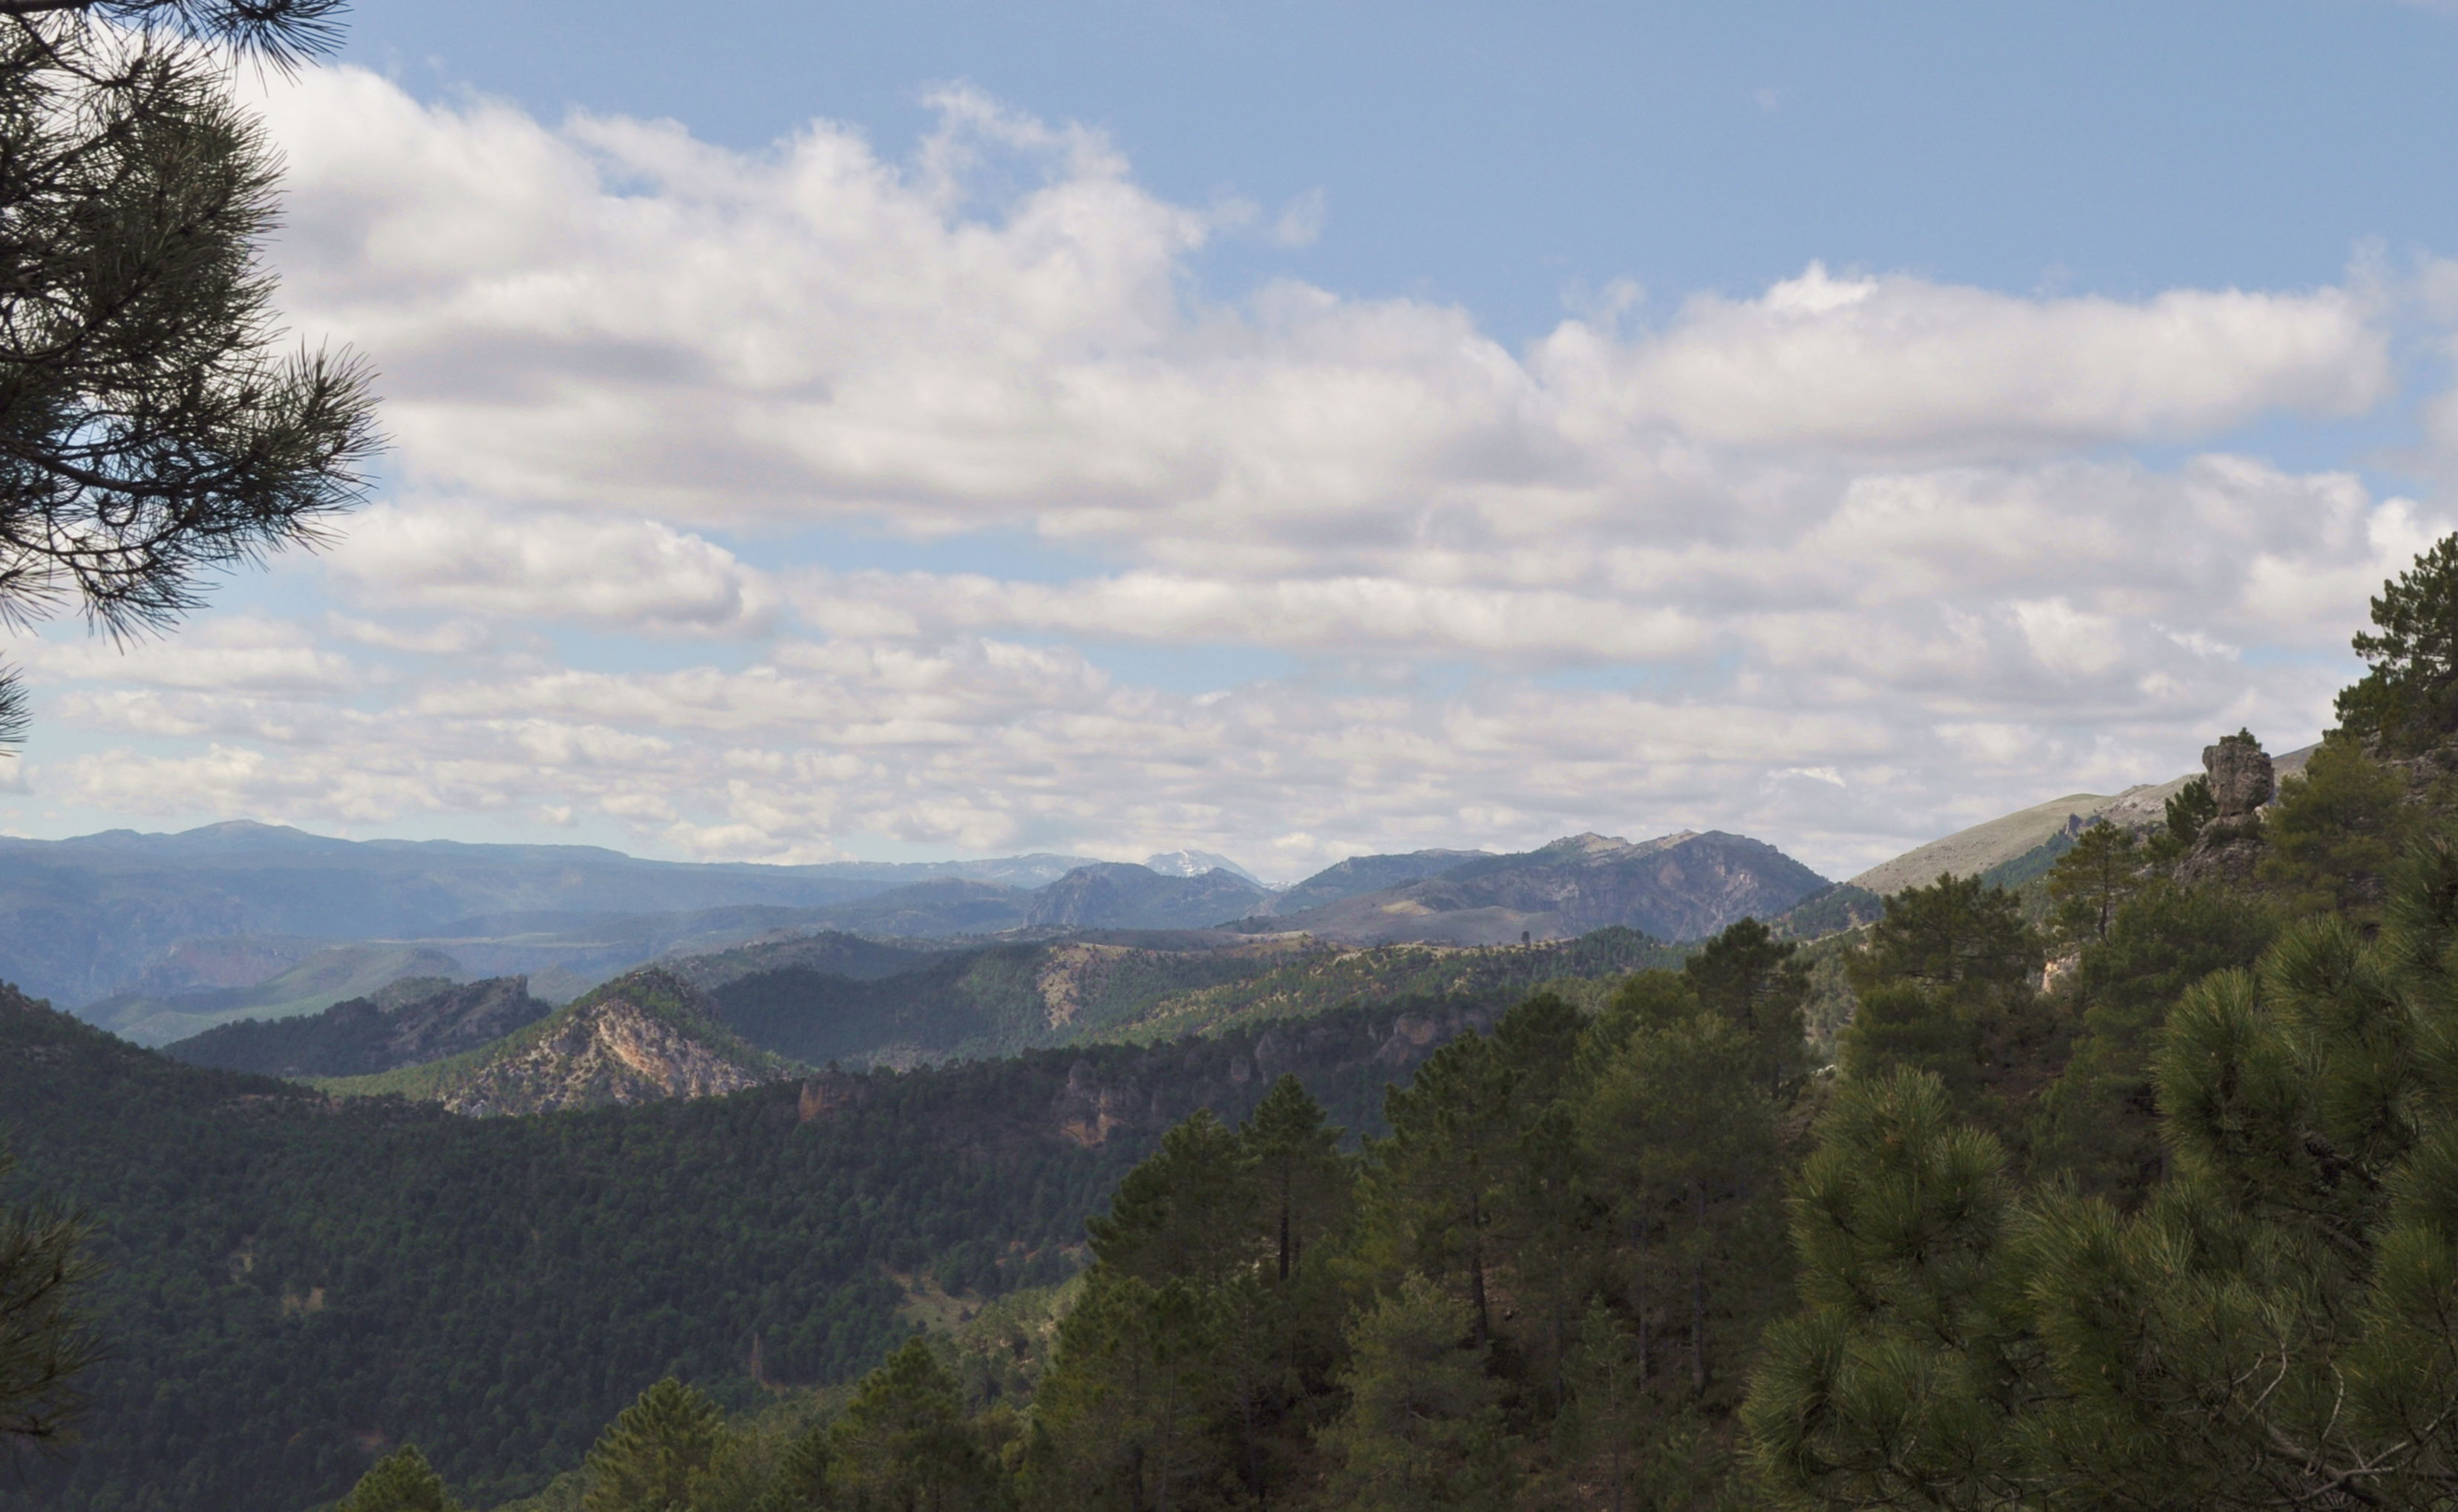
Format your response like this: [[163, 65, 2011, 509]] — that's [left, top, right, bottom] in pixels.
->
[[2, 0, 2454, 880], [338, 0, 2458, 328]]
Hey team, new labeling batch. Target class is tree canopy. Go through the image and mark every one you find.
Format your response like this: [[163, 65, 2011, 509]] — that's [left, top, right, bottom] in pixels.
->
[[0, 0, 376, 742], [2337, 530, 2458, 753]]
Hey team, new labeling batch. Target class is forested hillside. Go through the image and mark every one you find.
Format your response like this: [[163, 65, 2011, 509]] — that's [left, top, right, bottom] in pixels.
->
[[163, 977, 552, 1078], [0, 958, 1571, 1511], [710, 928, 1681, 1067]]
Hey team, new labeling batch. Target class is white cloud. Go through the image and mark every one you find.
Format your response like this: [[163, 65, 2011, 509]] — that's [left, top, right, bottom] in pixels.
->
[[1538, 264, 2387, 456], [247, 69, 2393, 544], [1, 70, 2434, 881], [328, 503, 777, 636]]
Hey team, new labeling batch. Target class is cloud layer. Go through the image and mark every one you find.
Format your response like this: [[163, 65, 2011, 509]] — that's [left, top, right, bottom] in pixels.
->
[[4, 66, 2444, 878]]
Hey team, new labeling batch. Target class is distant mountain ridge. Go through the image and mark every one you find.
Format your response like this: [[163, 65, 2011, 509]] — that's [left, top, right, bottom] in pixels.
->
[[1262, 831, 1828, 945], [1259, 848, 1494, 915], [163, 976, 552, 1079], [0, 822, 1836, 1035], [0, 821, 1097, 1009]]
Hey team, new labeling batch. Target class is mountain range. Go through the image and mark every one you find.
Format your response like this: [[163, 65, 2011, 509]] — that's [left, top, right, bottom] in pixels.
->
[[2, 823, 1836, 1042]]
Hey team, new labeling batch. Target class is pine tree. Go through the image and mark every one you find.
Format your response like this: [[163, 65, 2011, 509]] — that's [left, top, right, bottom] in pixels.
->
[[2257, 732, 2412, 920], [1752, 840, 2458, 1510], [582, 1377, 734, 1512], [2163, 776, 2217, 848], [1365, 1030, 1517, 1350], [0, 0, 379, 742], [1022, 1271, 1223, 1512], [1579, 1012, 1784, 1403], [2336, 531, 2458, 751], [0, 1140, 99, 1453], [2044, 821, 2142, 946], [1684, 917, 1813, 1093], [1743, 1069, 2030, 1511], [1840, 874, 2049, 1132], [828, 1337, 987, 1512], [1555, 1301, 1645, 1512], [1085, 1108, 1257, 1291], [336, 1444, 463, 1512], [1239, 1074, 1350, 1288], [1319, 1274, 1513, 1512], [765, 1426, 834, 1511]]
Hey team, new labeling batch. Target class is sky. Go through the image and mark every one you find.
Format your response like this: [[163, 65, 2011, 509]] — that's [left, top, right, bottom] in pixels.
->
[[4, 0, 2458, 881]]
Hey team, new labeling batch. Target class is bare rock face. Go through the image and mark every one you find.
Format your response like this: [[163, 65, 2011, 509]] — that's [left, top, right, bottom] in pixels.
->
[[443, 983, 781, 1116], [2204, 733, 2275, 819], [2177, 732, 2275, 887]]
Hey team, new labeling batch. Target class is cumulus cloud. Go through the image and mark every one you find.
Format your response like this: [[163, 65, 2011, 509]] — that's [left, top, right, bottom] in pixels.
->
[[1537, 264, 2387, 456], [247, 69, 2393, 545], [328, 503, 778, 635], [1, 68, 2432, 879]]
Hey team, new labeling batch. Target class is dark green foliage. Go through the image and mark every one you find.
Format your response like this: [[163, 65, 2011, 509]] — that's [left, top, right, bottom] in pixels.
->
[[2258, 732, 2413, 920], [1684, 917, 1812, 1093], [1753, 837, 2458, 1511], [2164, 776, 2217, 845], [0, 0, 379, 742], [2336, 530, 2458, 751], [1770, 886, 1884, 941], [163, 977, 551, 1079], [1840, 874, 2054, 1133], [1085, 1110, 1257, 1290], [1243, 1074, 1352, 1287], [1022, 1272, 1226, 1512], [1846, 874, 2039, 992], [338, 1445, 463, 1512], [1579, 1011, 1787, 1410], [1744, 1070, 2027, 1511], [826, 1339, 992, 1511], [1318, 1275, 1512, 1512], [2042, 821, 2141, 946], [0, 1142, 100, 1453], [583, 1378, 731, 1512], [2034, 880, 2280, 1202]]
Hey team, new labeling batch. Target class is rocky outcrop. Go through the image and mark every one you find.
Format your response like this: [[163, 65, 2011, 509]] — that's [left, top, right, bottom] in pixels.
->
[[445, 992, 779, 1116], [2178, 732, 2276, 887], [2205, 732, 2275, 818], [341, 969, 800, 1117]]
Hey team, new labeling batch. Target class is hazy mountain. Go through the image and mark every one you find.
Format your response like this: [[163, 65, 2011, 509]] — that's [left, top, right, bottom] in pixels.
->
[[320, 969, 796, 1116], [1262, 848, 1495, 916], [0, 822, 1093, 1009], [1265, 831, 1828, 945], [1143, 849, 1269, 886], [162, 976, 552, 1079], [81, 942, 470, 1047], [661, 930, 944, 992], [790, 877, 1034, 937], [1026, 863, 1272, 931]]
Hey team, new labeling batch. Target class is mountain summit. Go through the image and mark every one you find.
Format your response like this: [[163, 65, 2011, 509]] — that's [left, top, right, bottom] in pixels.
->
[[1264, 831, 1826, 945]]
